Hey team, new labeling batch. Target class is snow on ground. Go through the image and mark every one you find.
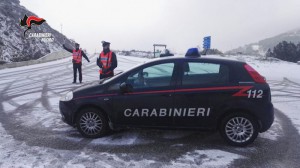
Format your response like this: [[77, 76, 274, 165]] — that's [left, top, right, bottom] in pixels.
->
[[90, 131, 153, 146], [168, 150, 244, 168], [258, 117, 282, 141], [0, 120, 245, 167], [0, 123, 156, 168]]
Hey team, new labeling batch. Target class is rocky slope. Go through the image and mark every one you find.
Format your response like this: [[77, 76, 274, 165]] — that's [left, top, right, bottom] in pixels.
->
[[0, 0, 74, 62]]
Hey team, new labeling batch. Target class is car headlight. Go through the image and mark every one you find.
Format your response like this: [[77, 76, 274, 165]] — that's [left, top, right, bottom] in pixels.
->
[[60, 91, 73, 101]]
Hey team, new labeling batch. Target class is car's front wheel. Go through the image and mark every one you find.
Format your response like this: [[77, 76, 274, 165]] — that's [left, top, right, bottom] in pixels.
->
[[76, 108, 108, 138], [220, 112, 259, 147]]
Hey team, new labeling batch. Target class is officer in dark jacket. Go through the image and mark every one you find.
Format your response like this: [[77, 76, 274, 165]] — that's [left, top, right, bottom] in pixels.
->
[[160, 49, 174, 57], [97, 41, 117, 79], [63, 43, 90, 83]]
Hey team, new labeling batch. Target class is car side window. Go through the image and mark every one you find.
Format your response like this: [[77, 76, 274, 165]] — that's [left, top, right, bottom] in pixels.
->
[[126, 63, 175, 89], [182, 62, 229, 86]]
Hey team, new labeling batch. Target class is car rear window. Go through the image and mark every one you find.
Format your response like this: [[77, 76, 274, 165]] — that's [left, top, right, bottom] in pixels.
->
[[182, 62, 229, 86]]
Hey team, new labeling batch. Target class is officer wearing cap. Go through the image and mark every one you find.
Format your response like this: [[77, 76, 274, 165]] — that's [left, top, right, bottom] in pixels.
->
[[63, 43, 90, 83], [97, 41, 118, 79]]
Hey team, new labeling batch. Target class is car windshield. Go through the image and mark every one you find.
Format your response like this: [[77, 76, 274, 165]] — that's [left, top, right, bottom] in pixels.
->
[[100, 62, 145, 84], [99, 71, 123, 84]]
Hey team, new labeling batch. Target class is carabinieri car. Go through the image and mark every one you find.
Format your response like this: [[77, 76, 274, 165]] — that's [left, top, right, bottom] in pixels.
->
[[59, 55, 274, 146]]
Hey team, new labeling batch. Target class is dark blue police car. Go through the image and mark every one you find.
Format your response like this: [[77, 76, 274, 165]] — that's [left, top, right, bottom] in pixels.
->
[[59, 54, 274, 146]]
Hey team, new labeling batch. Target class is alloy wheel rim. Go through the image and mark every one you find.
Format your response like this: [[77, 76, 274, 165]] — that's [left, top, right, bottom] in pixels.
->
[[79, 112, 103, 135], [225, 117, 254, 143]]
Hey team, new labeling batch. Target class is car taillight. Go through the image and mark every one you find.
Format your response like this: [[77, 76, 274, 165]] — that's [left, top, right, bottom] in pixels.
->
[[244, 64, 266, 83]]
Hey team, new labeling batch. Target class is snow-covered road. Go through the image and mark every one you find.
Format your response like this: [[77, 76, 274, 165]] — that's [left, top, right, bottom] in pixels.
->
[[0, 54, 300, 167]]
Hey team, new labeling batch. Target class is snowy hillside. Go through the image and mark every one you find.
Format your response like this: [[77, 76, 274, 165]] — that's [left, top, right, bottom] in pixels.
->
[[227, 28, 300, 55], [0, 0, 74, 62]]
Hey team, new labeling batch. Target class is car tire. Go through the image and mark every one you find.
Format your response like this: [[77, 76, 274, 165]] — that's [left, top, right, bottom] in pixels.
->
[[220, 112, 259, 147], [76, 108, 108, 138]]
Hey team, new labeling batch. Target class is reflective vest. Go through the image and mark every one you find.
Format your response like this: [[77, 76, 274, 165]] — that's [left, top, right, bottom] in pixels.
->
[[99, 51, 113, 75], [72, 49, 82, 64]]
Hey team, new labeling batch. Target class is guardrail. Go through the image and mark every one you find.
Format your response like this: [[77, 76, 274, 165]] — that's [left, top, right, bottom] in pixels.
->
[[0, 50, 71, 70]]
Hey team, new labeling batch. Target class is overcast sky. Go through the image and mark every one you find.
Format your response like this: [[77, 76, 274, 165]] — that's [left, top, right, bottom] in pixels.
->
[[20, 0, 300, 53]]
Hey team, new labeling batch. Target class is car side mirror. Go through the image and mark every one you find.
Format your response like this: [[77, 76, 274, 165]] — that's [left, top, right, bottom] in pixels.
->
[[120, 82, 133, 93]]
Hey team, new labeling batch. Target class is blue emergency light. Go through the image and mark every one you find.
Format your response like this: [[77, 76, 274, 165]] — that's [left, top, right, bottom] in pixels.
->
[[185, 48, 200, 57]]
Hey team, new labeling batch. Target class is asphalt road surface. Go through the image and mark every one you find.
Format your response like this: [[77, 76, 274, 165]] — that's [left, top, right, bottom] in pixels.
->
[[0, 55, 299, 167]]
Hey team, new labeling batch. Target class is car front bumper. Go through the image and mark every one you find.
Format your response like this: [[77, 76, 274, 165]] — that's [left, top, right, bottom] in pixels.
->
[[59, 101, 76, 127]]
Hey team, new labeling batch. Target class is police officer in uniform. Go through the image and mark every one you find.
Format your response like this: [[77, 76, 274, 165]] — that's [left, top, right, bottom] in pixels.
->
[[63, 43, 90, 83], [97, 41, 117, 79]]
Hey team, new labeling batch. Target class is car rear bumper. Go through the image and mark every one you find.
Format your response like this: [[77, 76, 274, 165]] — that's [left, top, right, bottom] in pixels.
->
[[258, 102, 274, 132]]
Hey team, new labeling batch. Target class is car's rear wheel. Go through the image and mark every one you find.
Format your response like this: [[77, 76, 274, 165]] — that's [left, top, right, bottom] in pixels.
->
[[76, 108, 108, 138], [220, 113, 258, 146]]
